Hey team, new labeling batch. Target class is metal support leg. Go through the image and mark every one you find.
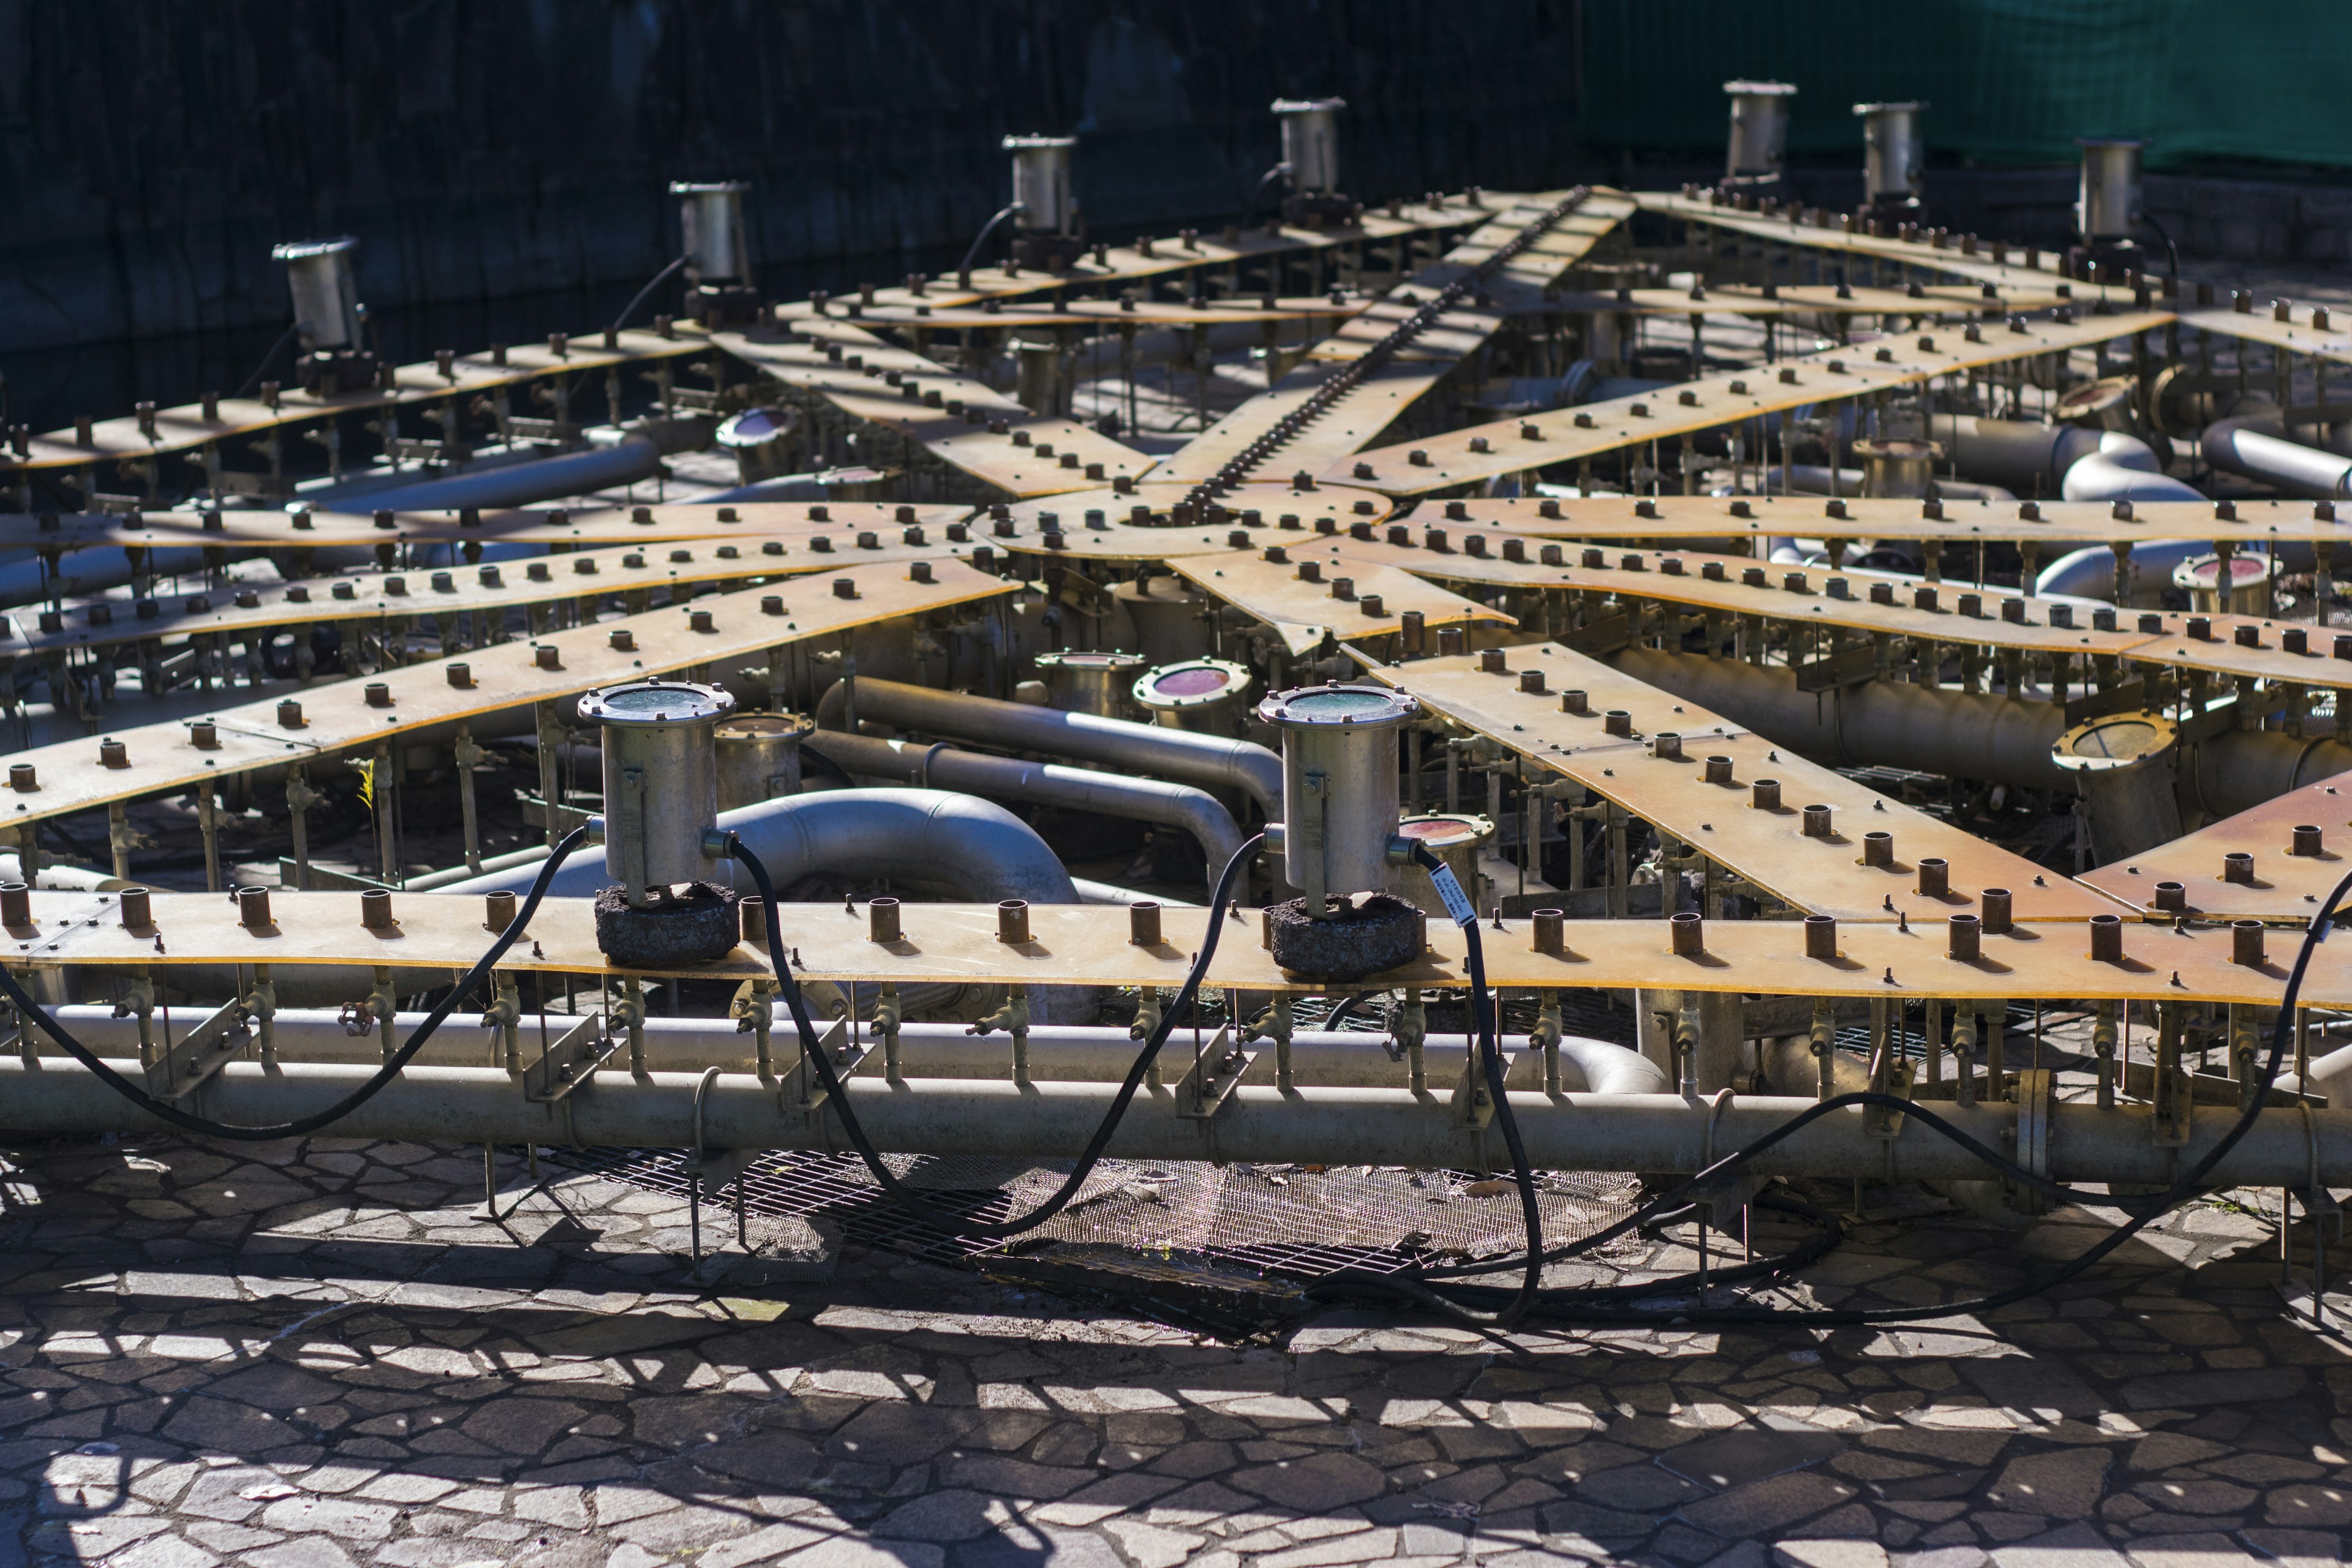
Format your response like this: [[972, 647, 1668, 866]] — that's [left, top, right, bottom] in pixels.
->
[[454, 723, 484, 873]]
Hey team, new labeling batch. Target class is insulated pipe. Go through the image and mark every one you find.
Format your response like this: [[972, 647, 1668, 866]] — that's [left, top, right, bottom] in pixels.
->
[[816, 676, 1284, 816], [37, 1012, 1654, 1093], [7, 1058, 2348, 1186], [308, 434, 668, 515], [2059, 432, 2204, 505], [445, 787, 1077, 905], [1615, 647, 2352, 821], [1611, 648, 2078, 791], [812, 731, 1246, 887], [2203, 415, 2352, 500], [1942, 417, 2198, 503], [0, 546, 217, 608]]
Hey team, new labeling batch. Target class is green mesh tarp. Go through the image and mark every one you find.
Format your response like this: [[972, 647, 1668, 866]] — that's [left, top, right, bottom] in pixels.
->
[[1581, 1, 2352, 171]]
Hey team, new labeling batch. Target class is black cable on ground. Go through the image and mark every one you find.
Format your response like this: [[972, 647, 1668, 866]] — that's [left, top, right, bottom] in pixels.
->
[[1314, 869, 2352, 1330], [0, 827, 590, 1142], [728, 829, 1263, 1240]]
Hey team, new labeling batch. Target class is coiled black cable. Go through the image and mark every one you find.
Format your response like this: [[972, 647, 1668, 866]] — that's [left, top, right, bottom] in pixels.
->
[[0, 827, 592, 1142], [727, 829, 1264, 1239]]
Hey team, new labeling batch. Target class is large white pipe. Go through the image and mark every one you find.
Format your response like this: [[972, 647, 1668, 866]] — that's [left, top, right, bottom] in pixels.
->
[[6, 1057, 2348, 1186], [444, 787, 1077, 905], [818, 676, 1284, 816], [2203, 415, 2352, 500], [811, 731, 1246, 888]]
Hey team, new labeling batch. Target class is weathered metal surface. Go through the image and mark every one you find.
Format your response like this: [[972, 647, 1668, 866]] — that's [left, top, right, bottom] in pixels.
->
[[1368, 644, 2131, 924], [1167, 548, 1515, 657], [6, 889, 2329, 1006], [1336, 311, 2177, 494], [0, 559, 1011, 828], [2079, 772, 2352, 919]]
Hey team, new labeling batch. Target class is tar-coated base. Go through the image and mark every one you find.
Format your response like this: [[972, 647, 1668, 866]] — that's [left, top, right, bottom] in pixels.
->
[[1265, 892, 1423, 983], [594, 881, 741, 968]]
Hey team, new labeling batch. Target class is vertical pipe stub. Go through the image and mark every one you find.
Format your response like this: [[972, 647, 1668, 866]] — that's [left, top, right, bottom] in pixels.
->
[[1670, 911, 1705, 957], [7, 764, 33, 791], [1802, 803, 1833, 839], [1754, 779, 1782, 811], [360, 889, 394, 930], [1948, 913, 1980, 962], [1532, 909, 1564, 956], [2223, 851, 2255, 886], [869, 897, 902, 944], [2076, 137, 2145, 244], [1562, 690, 1591, 716], [577, 679, 734, 910], [1723, 80, 1798, 182], [118, 886, 153, 928], [1862, 831, 1893, 868], [1604, 709, 1633, 737], [2293, 824, 2324, 857], [1653, 731, 1682, 761], [1804, 914, 1838, 960], [1259, 684, 1419, 918], [1918, 858, 1950, 897], [1129, 900, 1161, 948], [2154, 880, 2187, 913], [740, 897, 767, 945], [998, 900, 1031, 944], [1705, 755, 1733, 784], [2233, 920, 2266, 968], [236, 886, 270, 930], [1981, 888, 2013, 935], [2090, 913, 2124, 963], [484, 890, 517, 931], [0, 883, 26, 927]]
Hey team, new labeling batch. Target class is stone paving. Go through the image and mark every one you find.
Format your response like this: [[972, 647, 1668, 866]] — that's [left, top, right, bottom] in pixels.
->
[[1, 1131, 2349, 1568]]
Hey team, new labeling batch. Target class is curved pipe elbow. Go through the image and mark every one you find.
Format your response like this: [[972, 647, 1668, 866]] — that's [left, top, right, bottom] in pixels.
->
[[2203, 417, 2352, 499], [1555, 1035, 1672, 1095]]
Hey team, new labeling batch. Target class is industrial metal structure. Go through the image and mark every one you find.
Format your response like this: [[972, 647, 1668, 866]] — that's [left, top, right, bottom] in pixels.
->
[[6, 97, 2352, 1329]]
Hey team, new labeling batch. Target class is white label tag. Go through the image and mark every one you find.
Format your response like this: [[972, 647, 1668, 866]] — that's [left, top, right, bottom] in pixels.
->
[[1427, 861, 1478, 927]]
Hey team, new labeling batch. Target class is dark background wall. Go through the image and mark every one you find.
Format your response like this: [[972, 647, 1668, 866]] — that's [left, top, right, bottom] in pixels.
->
[[0, 1, 1585, 356]]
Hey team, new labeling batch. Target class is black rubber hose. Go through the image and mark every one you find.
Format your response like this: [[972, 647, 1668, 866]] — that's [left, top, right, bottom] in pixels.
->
[[611, 257, 688, 337], [728, 830, 1264, 1239], [0, 826, 591, 1142]]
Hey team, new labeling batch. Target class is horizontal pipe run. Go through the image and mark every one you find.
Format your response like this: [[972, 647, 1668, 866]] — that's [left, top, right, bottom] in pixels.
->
[[818, 676, 1284, 816], [4, 1057, 2346, 1187]]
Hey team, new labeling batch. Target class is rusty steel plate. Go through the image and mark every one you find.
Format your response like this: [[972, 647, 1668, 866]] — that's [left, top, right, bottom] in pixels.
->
[[1397, 493, 2352, 550], [0, 560, 1012, 830], [2079, 772, 2352, 921], [1635, 191, 2147, 309], [1169, 548, 1516, 657], [9, 531, 989, 659], [7, 891, 2333, 1009], [1526, 282, 2074, 317], [0, 502, 975, 556], [984, 483, 1395, 562], [1366, 645, 2132, 924], [845, 296, 1373, 331], [3, 328, 712, 475], [1335, 310, 2177, 495], [2179, 302, 2352, 366]]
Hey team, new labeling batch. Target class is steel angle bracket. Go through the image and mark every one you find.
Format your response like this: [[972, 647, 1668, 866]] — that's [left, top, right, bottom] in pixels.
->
[[783, 1018, 870, 1114], [1448, 1049, 1511, 1131], [143, 997, 252, 1102], [1172, 1024, 1253, 1121], [1794, 642, 1878, 694], [683, 1144, 763, 1196], [524, 1015, 619, 1104], [2008, 1068, 2057, 1216]]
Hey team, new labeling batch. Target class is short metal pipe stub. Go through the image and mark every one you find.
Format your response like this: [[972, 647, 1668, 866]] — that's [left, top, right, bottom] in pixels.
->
[[1532, 908, 1564, 956], [484, 891, 517, 931], [1948, 913, 1980, 962], [1802, 803, 1833, 838], [870, 897, 902, 943], [1981, 888, 2013, 935], [2090, 913, 2124, 963], [236, 887, 270, 930], [0, 883, 26, 928], [2225, 852, 2255, 886], [1862, 831, 1893, 868], [2154, 880, 2187, 913], [1754, 779, 1782, 811], [1918, 858, 1950, 897], [2293, 824, 2324, 858], [1670, 911, 1705, 957], [360, 890, 394, 930], [998, 900, 1031, 944], [1705, 755, 1733, 784], [2233, 919, 2265, 968], [1129, 901, 1161, 947], [1804, 914, 1837, 960]]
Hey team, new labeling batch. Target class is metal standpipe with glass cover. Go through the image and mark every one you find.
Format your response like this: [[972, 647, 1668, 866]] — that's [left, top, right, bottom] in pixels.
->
[[10, 89, 2352, 1343]]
